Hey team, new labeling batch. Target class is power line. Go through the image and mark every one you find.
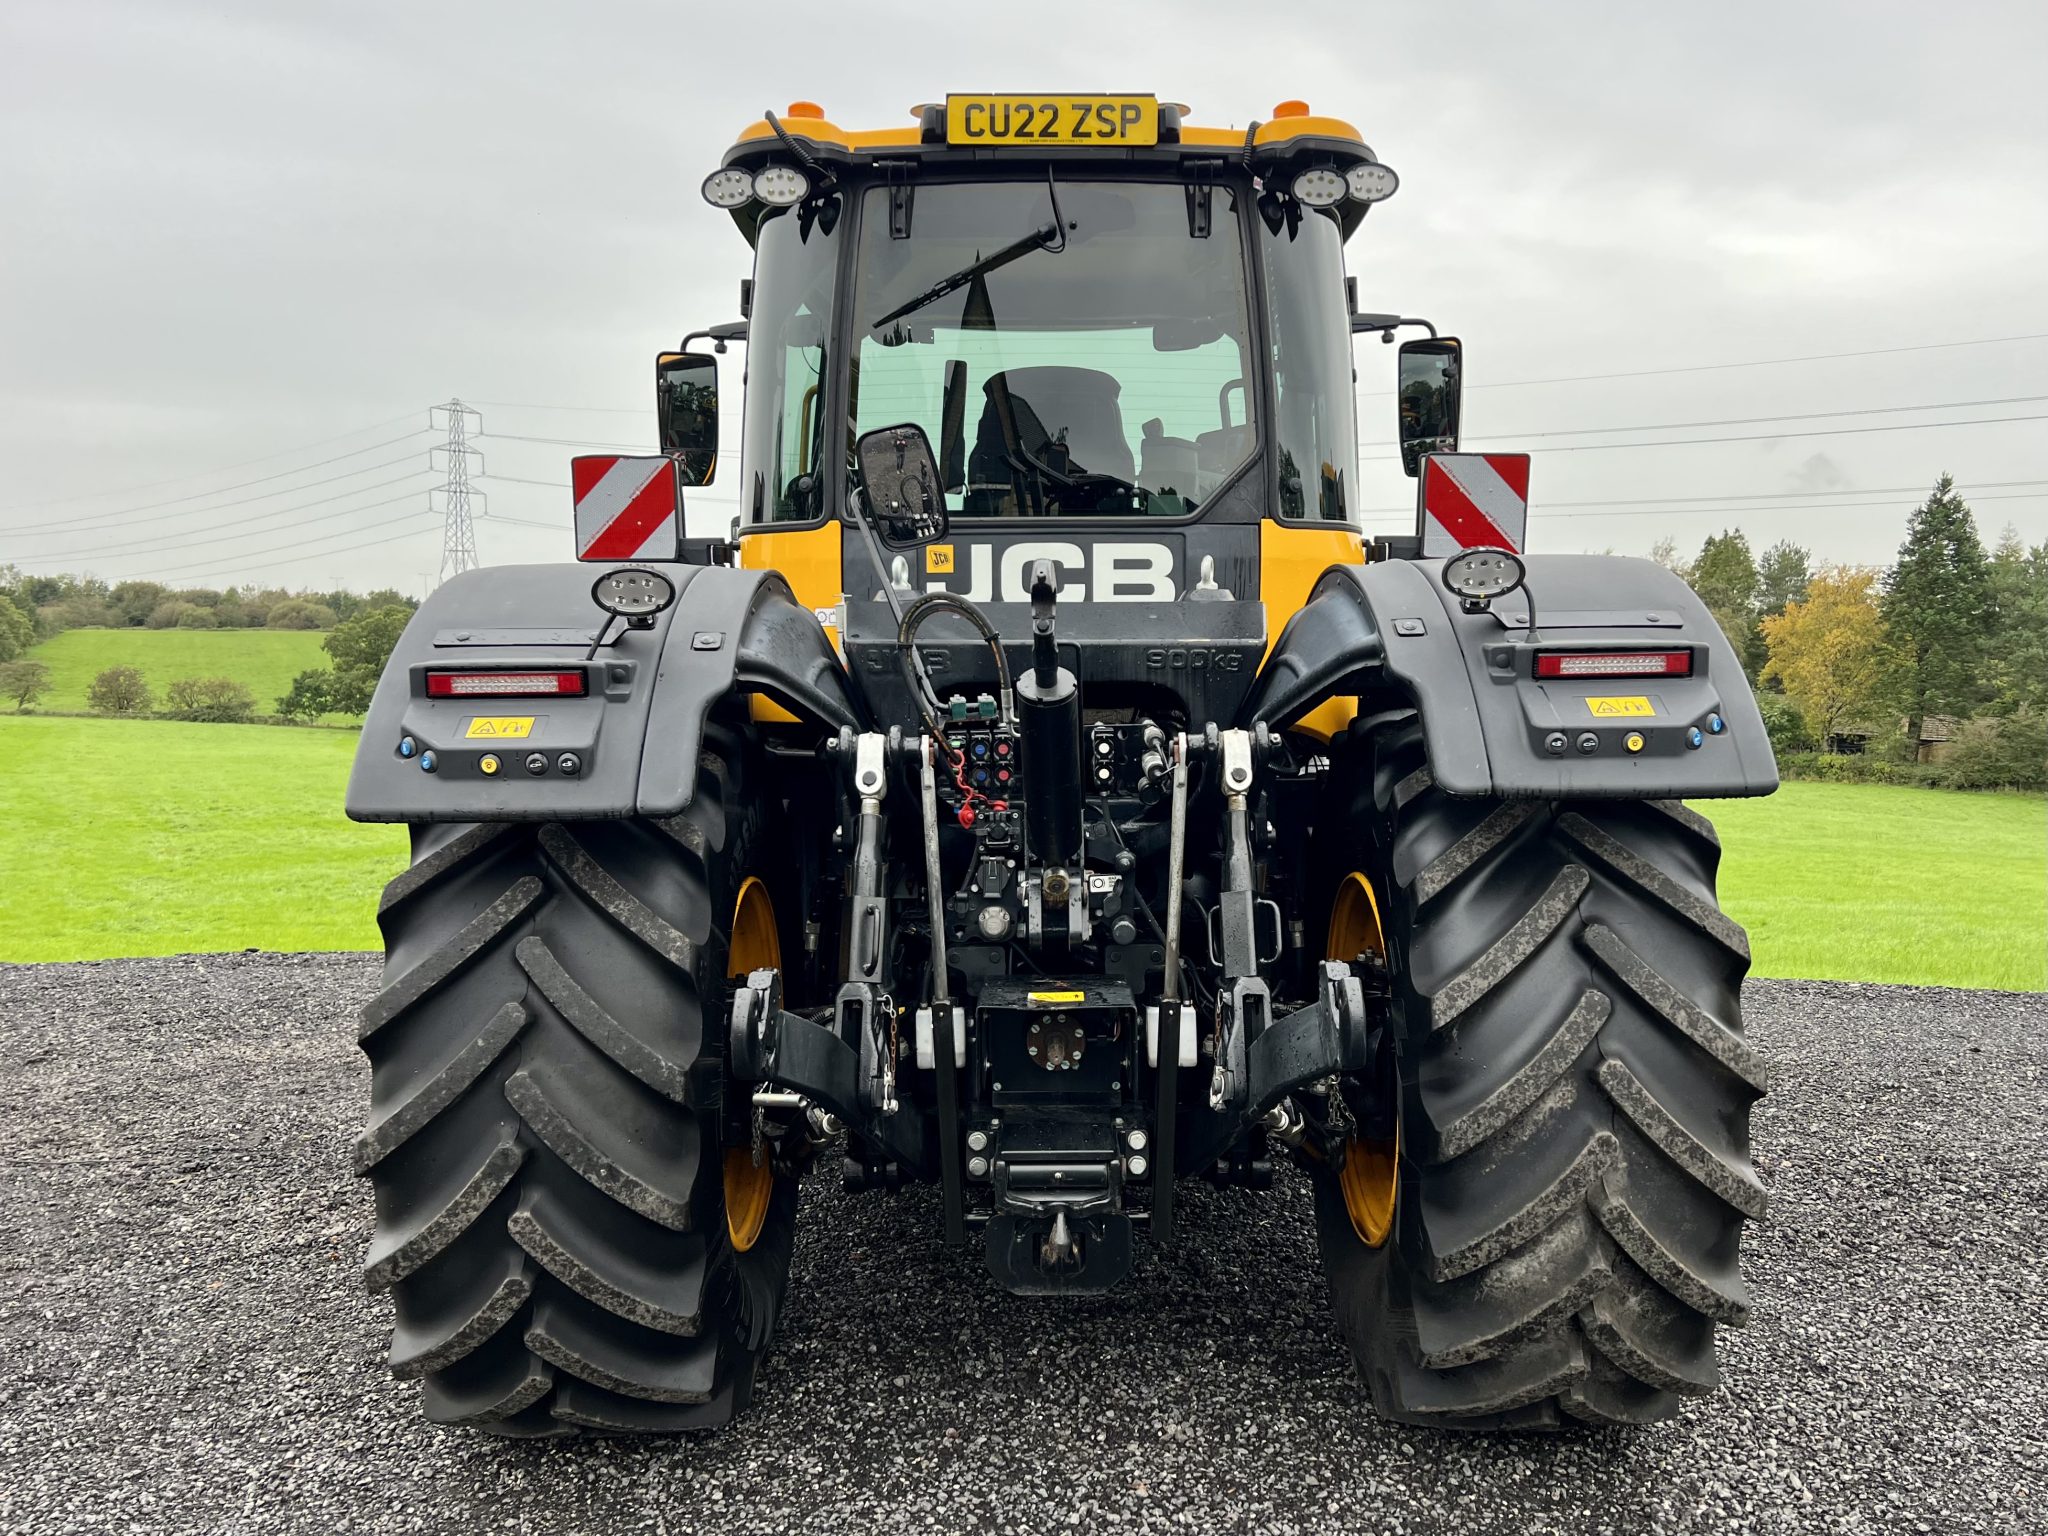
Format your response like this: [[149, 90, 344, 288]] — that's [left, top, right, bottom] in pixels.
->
[[1358, 489, 2048, 524], [1363, 412, 2048, 460], [1539, 490, 2048, 521], [17, 497, 438, 586], [1355, 478, 2048, 516], [1478, 477, 2048, 510], [1357, 330, 2048, 396], [2, 451, 431, 550], [162, 520, 445, 585], [7, 469, 439, 565], [1360, 394, 2048, 450], [6, 432, 434, 532], [1500, 411, 2048, 454], [143, 498, 437, 581], [482, 431, 651, 451], [469, 400, 645, 415], [478, 472, 737, 500], [7, 324, 2040, 517], [0, 410, 427, 513]]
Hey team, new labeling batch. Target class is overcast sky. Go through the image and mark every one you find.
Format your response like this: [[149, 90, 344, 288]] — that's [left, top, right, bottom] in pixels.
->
[[3, 0, 2045, 595]]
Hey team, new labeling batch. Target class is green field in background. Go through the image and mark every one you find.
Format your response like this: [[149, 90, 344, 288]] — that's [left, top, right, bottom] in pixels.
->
[[2, 716, 2042, 987], [0, 717, 404, 961], [1708, 782, 2046, 991], [22, 626, 339, 716]]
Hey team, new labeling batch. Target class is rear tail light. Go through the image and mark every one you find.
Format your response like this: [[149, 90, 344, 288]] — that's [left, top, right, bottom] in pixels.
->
[[425, 669, 588, 698], [1534, 650, 1694, 680]]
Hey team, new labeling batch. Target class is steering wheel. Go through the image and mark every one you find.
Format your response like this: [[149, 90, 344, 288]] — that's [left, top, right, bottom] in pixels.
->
[[1004, 447, 1141, 514]]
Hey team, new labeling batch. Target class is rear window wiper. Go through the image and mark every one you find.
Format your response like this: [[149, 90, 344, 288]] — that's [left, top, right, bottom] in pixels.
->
[[869, 171, 1071, 331]]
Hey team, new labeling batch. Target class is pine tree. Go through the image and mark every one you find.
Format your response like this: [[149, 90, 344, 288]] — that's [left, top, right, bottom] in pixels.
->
[[1984, 527, 2048, 717], [1691, 530, 1762, 679], [1756, 540, 1812, 619], [1881, 475, 1992, 734]]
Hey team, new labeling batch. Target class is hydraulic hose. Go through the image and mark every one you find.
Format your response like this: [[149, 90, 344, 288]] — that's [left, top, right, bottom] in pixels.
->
[[896, 590, 1016, 744]]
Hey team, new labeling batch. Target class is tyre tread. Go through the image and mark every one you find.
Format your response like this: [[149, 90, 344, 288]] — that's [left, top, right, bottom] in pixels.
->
[[1596, 1057, 1768, 1219], [363, 1138, 526, 1292], [1427, 864, 1589, 1030], [1425, 988, 1609, 1162], [514, 935, 701, 1106], [359, 876, 543, 1042], [1557, 811, 1749, 959], [507, 1185, 710, 1337], [1311, 725, 1763, 1429], [390, 1252, 535, 1380], [503, 1068, 698, 1231], [538, 825, 698, 972], [355, 1001, 529, 1174], [1584, 923, 1767, 1092], [358, 736, 795, 1435]]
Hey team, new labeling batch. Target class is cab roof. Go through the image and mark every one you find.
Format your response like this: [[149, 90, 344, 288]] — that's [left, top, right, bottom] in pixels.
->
[[724, 97, 1374, 160], [713, 97, 1391, 241]]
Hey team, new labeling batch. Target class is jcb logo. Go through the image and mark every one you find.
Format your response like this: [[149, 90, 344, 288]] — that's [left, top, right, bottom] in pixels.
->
[[921, 541, 1176, 602]]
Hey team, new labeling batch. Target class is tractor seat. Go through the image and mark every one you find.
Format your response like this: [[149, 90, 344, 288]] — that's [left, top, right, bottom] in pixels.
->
[[968, 366, 1135, 491]]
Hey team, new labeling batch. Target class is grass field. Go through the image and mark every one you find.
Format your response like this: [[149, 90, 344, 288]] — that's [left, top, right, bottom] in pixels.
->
[[1708, 782, 2046, 991], [20, 626, 340, 716], [0, 717, 404, 961], [2, 716, 2042, 987]]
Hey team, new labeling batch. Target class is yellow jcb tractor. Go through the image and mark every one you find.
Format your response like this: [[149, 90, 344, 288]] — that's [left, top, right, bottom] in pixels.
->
[[347, 94, 1777, 1435]]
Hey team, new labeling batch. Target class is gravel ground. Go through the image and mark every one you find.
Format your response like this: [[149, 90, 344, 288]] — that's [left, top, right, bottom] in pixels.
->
[[0, 956, 2042, 1536]]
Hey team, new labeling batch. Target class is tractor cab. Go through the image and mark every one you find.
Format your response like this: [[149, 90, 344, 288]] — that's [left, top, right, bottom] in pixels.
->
[[664, 96, 1459, 733]]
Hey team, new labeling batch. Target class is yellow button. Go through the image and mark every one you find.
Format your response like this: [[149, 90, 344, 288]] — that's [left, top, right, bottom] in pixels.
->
[[479, 754, 501, 775], [1624, 732, 1646, 754]]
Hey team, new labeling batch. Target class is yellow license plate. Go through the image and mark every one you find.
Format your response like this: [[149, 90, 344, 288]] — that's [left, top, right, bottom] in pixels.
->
[[1029, 989, 1087, 1004], [947, 94, 1158, 147], [1584, 696, 1656, 719], [464, 716, 535, 739]]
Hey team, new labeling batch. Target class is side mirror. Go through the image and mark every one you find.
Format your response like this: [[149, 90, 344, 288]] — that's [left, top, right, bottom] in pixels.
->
[[854, 423, 949, 549], [655, 351, 719, 486], [1396, 337, 1461, 477]]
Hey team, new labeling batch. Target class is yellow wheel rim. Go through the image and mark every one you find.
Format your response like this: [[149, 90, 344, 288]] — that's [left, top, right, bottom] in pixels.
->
[[728, 876, 781, 977], [725, 876, 782, 1253], [1329, 870, 1398, 1249], [723, 1148, 774, 1252], [1338, 1124, 1400, 1247], [1327, 870, 1386, 966]]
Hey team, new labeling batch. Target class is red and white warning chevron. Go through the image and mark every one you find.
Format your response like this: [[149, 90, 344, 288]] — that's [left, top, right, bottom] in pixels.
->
[[571, 455, 682, 562], [1417, 452, 1530, 556]]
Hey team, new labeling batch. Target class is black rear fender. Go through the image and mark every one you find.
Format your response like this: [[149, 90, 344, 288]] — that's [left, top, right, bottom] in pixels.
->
[[346, 563, 859, 823], [1243, 554, 1778, 799]]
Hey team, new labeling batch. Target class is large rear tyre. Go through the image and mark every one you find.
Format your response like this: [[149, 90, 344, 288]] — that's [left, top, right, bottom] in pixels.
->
[[1310, 720, 1767, 1428], [355, 733, 799, 1435]]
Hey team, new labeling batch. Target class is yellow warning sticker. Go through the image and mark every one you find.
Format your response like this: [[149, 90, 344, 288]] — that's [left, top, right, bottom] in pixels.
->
[[1584, 696, 1656, 719], [926, 544, 955, 574], [1029, 990, 1086, 1004], [464, 716, 535, 739]]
